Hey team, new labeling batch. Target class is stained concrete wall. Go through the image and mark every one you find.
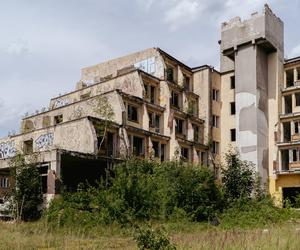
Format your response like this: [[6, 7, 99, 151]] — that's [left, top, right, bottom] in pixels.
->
[[81, 48, 165, 82]]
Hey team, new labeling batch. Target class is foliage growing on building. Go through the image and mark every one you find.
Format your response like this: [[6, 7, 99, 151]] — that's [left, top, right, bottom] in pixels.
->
[[9, 153, 43, 221]]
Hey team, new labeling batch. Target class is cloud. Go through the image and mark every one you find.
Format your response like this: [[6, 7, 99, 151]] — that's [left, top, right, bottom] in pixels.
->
[[164, 0, 203, 31], [5, 39, 30, 56]]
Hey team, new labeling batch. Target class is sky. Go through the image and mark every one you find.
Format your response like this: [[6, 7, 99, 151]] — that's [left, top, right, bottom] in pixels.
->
[[0, 0, 299, 137]]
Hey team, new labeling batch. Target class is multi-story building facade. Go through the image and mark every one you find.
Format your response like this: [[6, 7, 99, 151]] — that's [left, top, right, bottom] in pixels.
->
[[0, 4, 299, 206]]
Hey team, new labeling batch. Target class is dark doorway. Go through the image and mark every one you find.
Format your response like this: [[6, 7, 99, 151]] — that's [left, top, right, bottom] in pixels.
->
[[61, 154, 112, 192], [282, 187, 300, 207]]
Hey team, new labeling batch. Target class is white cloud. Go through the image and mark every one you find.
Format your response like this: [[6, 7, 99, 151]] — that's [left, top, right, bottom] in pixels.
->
[[5, 39, 30, 56], [164, 0, 203, 31], [136, 0, 156, 11]]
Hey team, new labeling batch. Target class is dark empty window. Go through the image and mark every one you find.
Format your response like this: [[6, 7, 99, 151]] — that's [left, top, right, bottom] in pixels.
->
[[286, 69, 294, 87], [132, 136, 144, 156], [54, 114, 63, 125], [170, 91, 179, 108], [293, 149, 297, 162], [128, 105, 138, 122], [181, 147, 189, 161], [230, 102, 236, 115], [166, 66, 174, 82], [161, 144, 165, 161], [212, 115, 219, 128], [23, 139, 33, 154], [152, 141, 159, 158], [175, 118, 184, 134], [296, 93, 300, 106], [193, 124, 199, 142], [230, 76, 235, 89], [183, 75, 190, 91], [230, 129, 236, 142], [295, 122, 299, 134], [150, 86, 155, 103], [212, 89, 219, 101], [149, 113, 160, 132], [211, 141, 219, 154]]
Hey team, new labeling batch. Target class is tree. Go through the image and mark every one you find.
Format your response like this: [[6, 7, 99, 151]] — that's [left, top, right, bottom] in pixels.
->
[[89, 95, 115, 151], [9, 153, 43, 221], [221, 149, 255, 201]]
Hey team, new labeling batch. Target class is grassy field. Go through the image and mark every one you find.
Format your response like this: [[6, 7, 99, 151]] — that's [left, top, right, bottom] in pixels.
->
[[0, 220, 300, 249]]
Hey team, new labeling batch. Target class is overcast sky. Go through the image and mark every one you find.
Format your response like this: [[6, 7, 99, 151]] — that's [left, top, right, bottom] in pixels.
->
[[0, 0, 299, 137]]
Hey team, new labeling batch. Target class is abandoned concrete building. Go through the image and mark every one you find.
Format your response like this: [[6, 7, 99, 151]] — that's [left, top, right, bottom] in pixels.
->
[[0, 4, 299, 205]]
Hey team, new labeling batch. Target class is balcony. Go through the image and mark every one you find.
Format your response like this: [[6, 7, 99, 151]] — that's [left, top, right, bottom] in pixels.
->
[[289, 161, 300, 170], [292, 133, 300, 141]]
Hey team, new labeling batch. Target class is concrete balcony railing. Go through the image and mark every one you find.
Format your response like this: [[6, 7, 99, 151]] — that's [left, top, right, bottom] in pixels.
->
[[292, 134, 300, 141], [289, 162, 300, 170]]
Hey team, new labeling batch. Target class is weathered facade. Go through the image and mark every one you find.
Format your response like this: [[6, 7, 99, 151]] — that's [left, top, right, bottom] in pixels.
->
[[0, 4, 299, 206], [0, 48, 218, 201]]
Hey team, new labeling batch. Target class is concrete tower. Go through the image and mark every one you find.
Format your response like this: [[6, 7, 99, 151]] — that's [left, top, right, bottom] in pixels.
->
[[220, 4, 284, 182]]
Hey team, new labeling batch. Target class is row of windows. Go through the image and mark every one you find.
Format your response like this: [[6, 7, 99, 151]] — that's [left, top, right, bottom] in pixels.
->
[[166, 66, 192, 91]]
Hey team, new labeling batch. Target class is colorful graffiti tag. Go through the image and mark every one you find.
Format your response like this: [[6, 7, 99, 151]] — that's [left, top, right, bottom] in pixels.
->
[[35, 133, 54, 150], [0, 141, 16, 159]]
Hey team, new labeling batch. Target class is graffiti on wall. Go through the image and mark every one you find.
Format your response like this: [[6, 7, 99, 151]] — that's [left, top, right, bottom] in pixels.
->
[[53, 98, 70, 109], [0, 141, 16, 159], [35, 133, 54, 150], [134, 57, 156, 75]]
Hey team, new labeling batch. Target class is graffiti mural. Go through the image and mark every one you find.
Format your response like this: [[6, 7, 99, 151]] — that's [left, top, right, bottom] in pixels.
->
[[134, 57, 156, 75], [53, 98, 70, 109], [0, 141, 16, 159], [35, 133, 54, 150]]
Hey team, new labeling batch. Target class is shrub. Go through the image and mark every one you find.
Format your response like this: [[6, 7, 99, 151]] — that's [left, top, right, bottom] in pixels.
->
[[220, 197, 299, 229], [134, 225, 176, 250], [9, 153, 43, 221], [222, 149, 255, 202]]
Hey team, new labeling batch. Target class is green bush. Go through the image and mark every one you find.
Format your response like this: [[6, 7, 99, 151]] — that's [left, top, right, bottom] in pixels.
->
[[134, 225, 176, 250], [222, 149, 255, 202], [220, 197, 299, 229], [46, 158, 222, 226]]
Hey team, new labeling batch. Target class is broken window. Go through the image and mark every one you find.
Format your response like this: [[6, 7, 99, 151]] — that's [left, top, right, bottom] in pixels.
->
[[296, 93, 300, 106], [183, 74, 191, 91], [283, 122, 291, 142], [286, 69, 294, 87], [54, 114, 63, 125], [132, 136, 144, 157], [175, 118, 184, 135], [98, 132, 114, 157], [293, 149, 298, 162], [230, 102, 236, 115], [230, 76, 235, 89], [127, 105, 138, 122], [23, 139, 33, 154], [170, 91, 180, 109], [149, 112, 160, 132], [152, 141, 159, 158], [193, 124, 199, 142], [181, 147, 189, 161], [212, 89, 219, 102], [230, 129, 236, 142], [144, 84, 156, 104], [212, 115, 219, 128], [166, 66, 175, 83], [297, 67, 300, 81], [211, 141, 219, 154], [284, 95, 292, 114]]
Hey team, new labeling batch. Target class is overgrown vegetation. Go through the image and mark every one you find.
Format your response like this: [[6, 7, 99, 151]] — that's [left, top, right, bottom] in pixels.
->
[[45, 150, 299, 232], [9, 153, 43, 221], [46, 158, 222, 227]]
